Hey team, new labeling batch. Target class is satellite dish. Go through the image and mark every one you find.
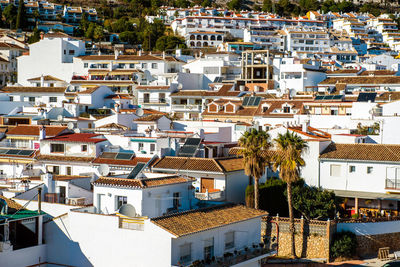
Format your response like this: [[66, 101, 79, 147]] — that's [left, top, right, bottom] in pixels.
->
[[98, 164, 110, 176], [118, 204, 136, 218], [57, 115, 63, 121], [67, 122, 74, 130], [177, 83, 183, 90], [74, 128, 81, 133], [289, 89, 296, 98], [136, 108, 144, 117]]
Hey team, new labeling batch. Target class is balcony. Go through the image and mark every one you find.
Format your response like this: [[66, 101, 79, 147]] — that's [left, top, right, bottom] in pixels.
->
[[386, 178, 400, 190], [139, 98, 168, 105], [177, 246, 275, 267], [171, 104, 202, 112], [195, 190, 224, 201]]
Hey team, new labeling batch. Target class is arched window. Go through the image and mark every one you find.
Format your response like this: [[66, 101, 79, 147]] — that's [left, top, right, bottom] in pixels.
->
[[190, 35, 195, 40], [196, 41, 202, 47], [196, 35, 202, 40], [190, 41, 195, 47], [203, 42, 208, 47], [210, 35, 216, 41], [217, 35, 222, 41], [203, 35, 208, 40]]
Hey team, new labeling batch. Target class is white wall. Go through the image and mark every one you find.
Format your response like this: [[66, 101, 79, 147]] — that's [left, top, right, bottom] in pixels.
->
[[0, 244, 47, 267], [337, 220, 400, 236]]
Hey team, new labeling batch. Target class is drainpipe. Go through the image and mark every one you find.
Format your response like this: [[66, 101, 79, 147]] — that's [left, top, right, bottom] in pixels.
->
[[38, 187, 42, 213]]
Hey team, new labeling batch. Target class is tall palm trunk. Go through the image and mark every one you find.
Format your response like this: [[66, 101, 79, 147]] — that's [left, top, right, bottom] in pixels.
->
[[254, 177, 259, 210], [287, 182, 296, 258]]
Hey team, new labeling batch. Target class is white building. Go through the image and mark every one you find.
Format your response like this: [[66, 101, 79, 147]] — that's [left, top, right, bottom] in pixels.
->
[[18, 33, 86, 86]]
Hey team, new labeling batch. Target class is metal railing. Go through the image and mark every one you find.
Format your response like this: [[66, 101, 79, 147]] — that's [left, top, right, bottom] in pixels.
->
[[386, 178, 400, 190], [195, 190, 224, 201], [171, 104, 202, 112], [139, 98, 167, 104]]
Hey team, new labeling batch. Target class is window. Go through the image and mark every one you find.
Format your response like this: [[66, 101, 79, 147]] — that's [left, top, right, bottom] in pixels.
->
[[367, 166, 373, 174], [116, 196, 127, 209], [9, 96, 13, 101], [49, 97, 57, 102], [314, 107, 322, 115], [263, 106, 268, 112], [150, 143, 155, 153], [204, 237, 214, 260], [138, 143, 144, 151], [330, 164, 341, 177], [283, 106, 291, 113], [63, 50, 66, 55], [152, 63, 158, 69], [84, 63, 88, 68], [81, 145, 87, 152], [47, 165, 60, 174], [129, 63, 135, 68], [142, 63, 147, 69], [179, 243, 191, 264], [50, 143, 64, 153], [331, 108, 338, 115], [173, 192, 180, 209], [224, 232, 234, 250], [66, 166, 72, 175], [159, 93, 166, 103], [349, 166, 355, 173], [68, 50, 75, 55], [29, 97, 35, 102], [102, 64, 108, 68]]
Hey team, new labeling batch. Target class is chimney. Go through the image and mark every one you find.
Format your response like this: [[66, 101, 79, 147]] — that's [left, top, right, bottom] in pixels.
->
[[40, 32, 44, 40], [176, 48, 182, 57], [138, 50, 142, 56], [40, 74, 44, 87], [115, 103, 120, 113], [42, 173, 54, 193], [98, 49, 101, 56], [39, 125, 46, 140], [114, 49, 119, 60], [302, 119, 310, 133], [145, 127, 152, 137], [162, 51, 166, 59]]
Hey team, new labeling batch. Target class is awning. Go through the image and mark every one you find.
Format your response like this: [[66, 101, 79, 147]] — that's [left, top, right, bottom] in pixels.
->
[[333, 189, 400, 201], [109, 71, 134, 75]]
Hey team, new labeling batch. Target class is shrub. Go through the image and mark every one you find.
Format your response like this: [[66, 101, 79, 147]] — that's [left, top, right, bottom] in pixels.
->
[[330, 231, 357, 259]]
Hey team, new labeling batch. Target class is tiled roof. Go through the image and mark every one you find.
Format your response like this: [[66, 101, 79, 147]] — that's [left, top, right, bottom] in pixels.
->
[[135, 85, 171, 91], [151, 204, 267, 237], [6, 125, 67, 137], [134, 114, 165, 122], [78, 54, 184, 63], [93, 176, 192, 188], [319, 76, 400, 85], [36, 154, 95, 162], [93, 154, 150, 166], [359, 70, 397, 76], [1, 86, 66, 93], [152, 156, 245, 173], [43, 133, 107, 143], [27, 75, 64, 81], [171, 84, 238, 97], [0, 42, 27, 50], [52, 175, 91, 181], [320, 143, 400, 162]]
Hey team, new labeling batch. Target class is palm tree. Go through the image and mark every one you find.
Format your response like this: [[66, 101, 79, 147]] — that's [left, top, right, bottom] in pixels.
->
[[238, 128, 271, 210], [273, 131, 308, 259]]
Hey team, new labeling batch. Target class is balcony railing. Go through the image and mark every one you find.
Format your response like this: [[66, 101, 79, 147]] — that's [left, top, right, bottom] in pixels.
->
[[171, 104, 202, 112], [386, 178, 400, 190], [139, 98, 167, 105], [195, 190, 224, 201]]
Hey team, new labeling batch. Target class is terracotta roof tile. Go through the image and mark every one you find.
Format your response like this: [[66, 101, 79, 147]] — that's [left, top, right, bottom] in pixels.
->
[[36, 154, 95, 162], [93, 176, 192, 188], [0, 195, 24, 212], [152, 157, 224, 173], [320, 143, 400, 162], [319, 76, 400, 85], [93, 154, 150, 166], [43, 133, 107, 143], [27, 75, 64, 82], [6, 125, 68, 137], [1, 86, 66, 93], [134, 114, 165, 122], [151, 204, 267, 237], [52, 175, 91, 181]]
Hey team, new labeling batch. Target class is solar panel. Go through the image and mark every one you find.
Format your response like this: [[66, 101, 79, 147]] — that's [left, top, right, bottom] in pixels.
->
[[115, 153, 134, 160], [357, 92, 376, 102], [247, 97, 256, 106], [100, 152, 117, 159], [213, 77, 223, 83], [333, 95, 343, 100], [127, 163, 146, 179], [18, 150, 34, 156], [6, 149, 20, 155], [0, 149, 8, 154], [253, 96, 262, 106], [185, 138, 201, 146], [242, 96, 250, 106], [315, 95, 324, 100]]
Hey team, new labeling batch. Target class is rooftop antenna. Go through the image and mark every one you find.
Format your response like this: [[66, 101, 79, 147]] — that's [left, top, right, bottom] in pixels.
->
[[98, 164, 110, 177]]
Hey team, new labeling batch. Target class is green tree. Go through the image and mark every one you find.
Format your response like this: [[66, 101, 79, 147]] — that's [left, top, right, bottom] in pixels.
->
[[330, 231, 357, 259], [291, 181, 339, 220], [238, 129, 272, 210], [262, 0, 273, 12], [32, 10, 40, 26], [16, 1, 27, 30], [337, 0, 355, 12], [27, 27, 41, 44], [174, 0, 190, 8], [85, 23, 96, 40], [227, 0, 243, 10], [360, 3, 380, 17], [119, 31, 138, 44], [94, 25, 104, 42], [155, 35, 186, 51], [321, 0, 339, 12], [141, 19, 165, 51], [3, 4, 18, 29], [299, 0, 319, 14], [273, 131, 308, 258], [201, 0, 212, 7]]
